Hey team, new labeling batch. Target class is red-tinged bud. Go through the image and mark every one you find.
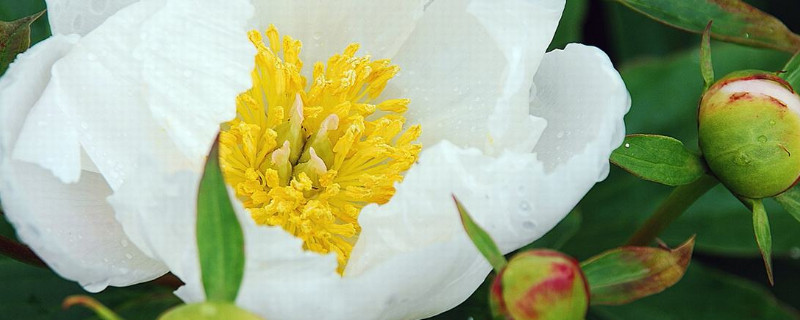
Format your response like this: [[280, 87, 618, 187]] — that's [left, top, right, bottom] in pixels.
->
[[698, 70, 800, 198], [490, 250, 589, 320]]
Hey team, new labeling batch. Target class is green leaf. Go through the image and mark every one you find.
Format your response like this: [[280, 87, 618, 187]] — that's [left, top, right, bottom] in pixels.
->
[[773, 186, 800, 223], [0, 9, 44, 76], [589, 262, 798, 319], [749, 198, 774, 285], [610, 134, 706, 186], [581, 237, 695, 305], [780, 52, 800, 96], [197, 138, 246, 302], [453, 196, 507, 273], [700, 20, 714, 91], [614, 0, 800, 53]]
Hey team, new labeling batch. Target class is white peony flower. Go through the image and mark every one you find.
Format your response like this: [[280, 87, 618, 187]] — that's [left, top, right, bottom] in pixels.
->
[[0, 0, 630, 319]]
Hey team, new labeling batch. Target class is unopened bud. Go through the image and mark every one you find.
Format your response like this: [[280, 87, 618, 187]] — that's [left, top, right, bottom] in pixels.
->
[[490, 250, 588, 320], [158, 302, 263, 320], [698, 70, 800, 198]]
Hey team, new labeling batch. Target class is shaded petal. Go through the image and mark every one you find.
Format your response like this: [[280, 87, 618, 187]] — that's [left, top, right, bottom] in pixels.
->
[[530, 44, 630, 175], [0, 162, 168, 292], [387, 0, 564, 153], [251, 0, 425, 67], [45, 0, 139, 35], [0, 35, 78, 163]]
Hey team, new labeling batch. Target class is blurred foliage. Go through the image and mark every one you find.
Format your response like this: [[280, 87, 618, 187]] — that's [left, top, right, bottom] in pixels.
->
[[0, 0, 799, 319]]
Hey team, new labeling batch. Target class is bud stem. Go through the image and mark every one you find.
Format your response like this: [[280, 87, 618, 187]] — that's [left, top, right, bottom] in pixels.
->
[[627, 175, 718, 246]]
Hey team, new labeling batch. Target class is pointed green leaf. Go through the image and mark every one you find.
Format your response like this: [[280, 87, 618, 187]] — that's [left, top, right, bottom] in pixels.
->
[[779, 52, 800, 93], [614, 0, 800, 53], [197, 137, 245, 302], [580, 236, 695, 305], [610, 134, 706, 186], [453, 196, 507, 273], [750, 198, 774, 285], [0, 10, 45, 76], [773, 185, 800, 223], [701, 20, 714, 91]]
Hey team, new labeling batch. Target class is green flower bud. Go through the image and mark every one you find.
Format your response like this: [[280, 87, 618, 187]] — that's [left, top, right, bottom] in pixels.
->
[[489, 250, 588, 320], [158, 302, 264, 320], [698, 70, 800, 198]]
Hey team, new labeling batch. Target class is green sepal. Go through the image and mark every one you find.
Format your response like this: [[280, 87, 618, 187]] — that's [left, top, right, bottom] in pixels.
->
[[773, 185, 800, 223], [746, 198, 774, 285], [197, 137, 246, 302], [581, 236, 695, 305], [610, 134, 706, 186], [0, 10, 45, 76], [453, 196, 507, 273], [780, 52, 800, 92], [700, 20, 714, 91]]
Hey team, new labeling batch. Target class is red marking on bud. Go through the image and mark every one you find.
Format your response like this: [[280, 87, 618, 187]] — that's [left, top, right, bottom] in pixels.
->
[[513, 262, 576, 319], [767, 96, 789, 109], [729, 92, 751, 102]]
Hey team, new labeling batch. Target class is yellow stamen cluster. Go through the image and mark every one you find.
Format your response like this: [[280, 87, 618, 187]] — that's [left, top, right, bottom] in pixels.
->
[[220, 25, 421, 273]]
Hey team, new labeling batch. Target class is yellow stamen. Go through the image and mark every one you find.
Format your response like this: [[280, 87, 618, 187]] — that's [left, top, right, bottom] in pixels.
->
[[220, 25, 421, 273]]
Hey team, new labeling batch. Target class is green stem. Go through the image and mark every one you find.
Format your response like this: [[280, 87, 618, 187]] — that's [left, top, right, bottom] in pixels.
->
[[627, 175, 719, 246]]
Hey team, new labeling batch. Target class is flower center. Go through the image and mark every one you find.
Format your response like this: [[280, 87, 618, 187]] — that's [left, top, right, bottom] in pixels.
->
[[219, 26, 421, 273]]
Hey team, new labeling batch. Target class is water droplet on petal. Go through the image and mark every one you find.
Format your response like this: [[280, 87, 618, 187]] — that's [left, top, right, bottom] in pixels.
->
[[758, 135, 768, 143]]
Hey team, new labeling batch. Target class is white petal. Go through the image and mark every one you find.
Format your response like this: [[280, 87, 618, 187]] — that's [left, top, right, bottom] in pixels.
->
[[251, 0, 425, 66], [387, 0, 564, 153], [46, 0, 139, 35], [139, 0, 255, 163], [13, 75, 83, 183], [0, 35, 78, 161], [44, 0, 253, 190], [108, 159, 201, 282], [0, 162, 168, 292], [44, 0, 181, 190], [530, 44, 630, 176]]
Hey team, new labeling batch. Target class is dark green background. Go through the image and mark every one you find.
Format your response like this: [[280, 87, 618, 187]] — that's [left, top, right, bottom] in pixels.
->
[[0, 0, 798, 319]]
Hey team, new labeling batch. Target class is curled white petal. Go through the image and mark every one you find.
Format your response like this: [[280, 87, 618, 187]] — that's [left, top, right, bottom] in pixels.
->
[[388, 0, 564, 154], [251, 0, 425, 66]]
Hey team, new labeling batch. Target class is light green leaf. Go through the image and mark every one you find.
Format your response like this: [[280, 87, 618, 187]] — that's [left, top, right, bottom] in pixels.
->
[[614, 0, 800, 53], [773, 186, 800, 223], [0, 9, 44, 76], [581, 237, 694, 305], [454, 196, 507, 273], [749, 198, 774, 285], [197, 138, 245, 302], [610, 134, 706, 186]]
